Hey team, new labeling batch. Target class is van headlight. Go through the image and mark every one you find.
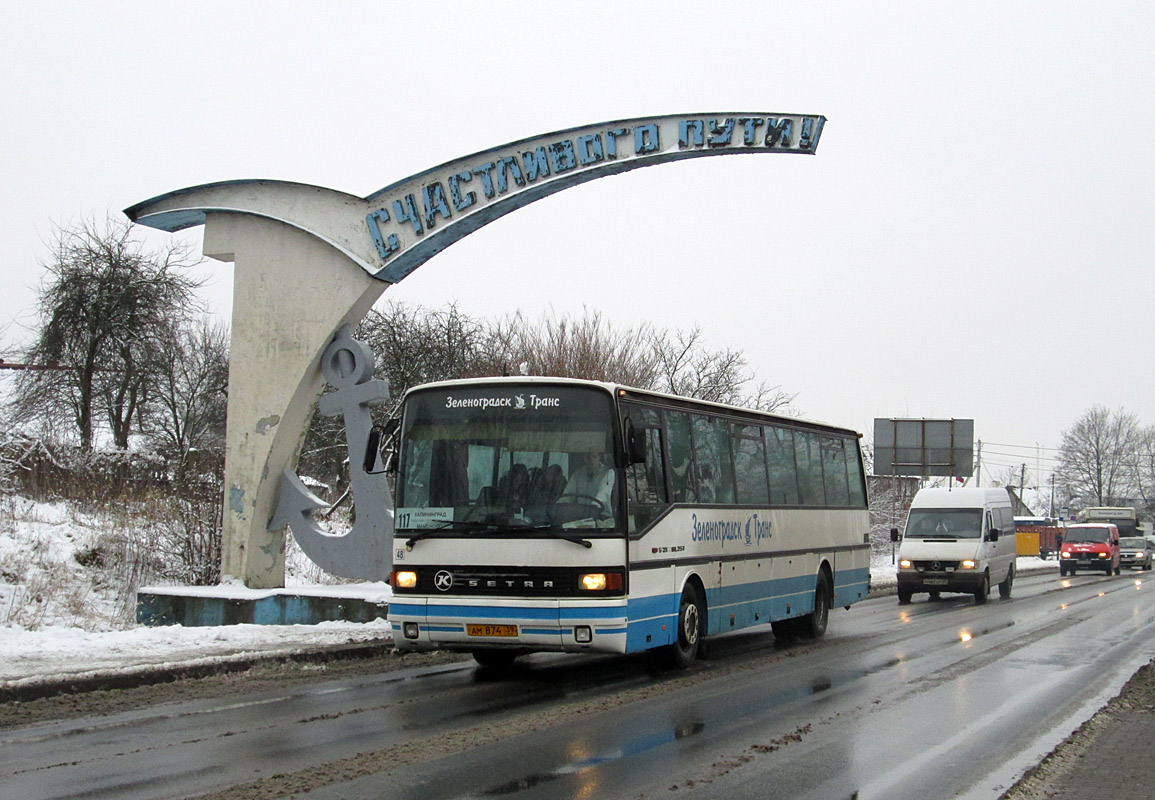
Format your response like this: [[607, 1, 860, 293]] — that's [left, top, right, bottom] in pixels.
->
[[899, 559, 913, 569], [960, 560, 977, 570]]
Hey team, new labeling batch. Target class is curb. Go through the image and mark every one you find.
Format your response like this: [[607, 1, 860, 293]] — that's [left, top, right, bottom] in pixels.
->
[[0, 640, 395, 704]]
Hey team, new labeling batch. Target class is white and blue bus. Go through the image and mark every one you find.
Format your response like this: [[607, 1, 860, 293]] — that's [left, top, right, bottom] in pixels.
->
[[387, 377, 870, 668]]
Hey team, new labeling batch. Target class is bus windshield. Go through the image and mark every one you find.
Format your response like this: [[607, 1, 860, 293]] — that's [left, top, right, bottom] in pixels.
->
[[396, 384, 621, 533], [904, 509, 982, 539]]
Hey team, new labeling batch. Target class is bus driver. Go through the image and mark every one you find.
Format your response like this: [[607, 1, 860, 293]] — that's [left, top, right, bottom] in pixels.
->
[[565, 451, 615, 512]]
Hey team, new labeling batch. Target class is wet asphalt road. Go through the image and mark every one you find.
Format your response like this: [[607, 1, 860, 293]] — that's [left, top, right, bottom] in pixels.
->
[[5, 568, 1155, 800]]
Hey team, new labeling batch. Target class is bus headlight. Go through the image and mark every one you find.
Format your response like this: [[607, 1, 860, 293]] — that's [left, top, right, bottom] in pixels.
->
[[961, 560, 977, 570], [391, 570, 418, 589], [579, 572, 623, 591]]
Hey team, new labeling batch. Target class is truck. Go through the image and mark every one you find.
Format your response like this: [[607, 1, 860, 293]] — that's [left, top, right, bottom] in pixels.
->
[[1014, 516, 1065, 559]]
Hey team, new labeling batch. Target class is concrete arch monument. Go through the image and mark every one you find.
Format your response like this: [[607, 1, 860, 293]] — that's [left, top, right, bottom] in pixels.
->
[[126, 112, 825, 588]]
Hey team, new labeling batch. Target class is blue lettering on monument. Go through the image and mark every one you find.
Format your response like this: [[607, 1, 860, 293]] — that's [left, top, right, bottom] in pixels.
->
[[364, 114, 824, 265], [522, 147, 550, 181], [496, 156, 525, 193], [393, 195, 423, 235], [448, 171, 475, 212], [422, 183, 452, 229], [472, 162, 497, 199], [549, 140, 578, 172], [605, 127, 630, 158], [738, 117, 765, 145], [678, 119, 703, 149], [799, 117, 816, 149], [707, 118, 735, 147], [635, 124, 660, 153], [765, 118, 793, 147], [365, 208, 399, 261], [577, 134, 604, 166]]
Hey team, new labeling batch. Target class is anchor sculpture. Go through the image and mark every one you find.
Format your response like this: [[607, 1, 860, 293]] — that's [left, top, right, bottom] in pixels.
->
[[267, 326, 393, 581]]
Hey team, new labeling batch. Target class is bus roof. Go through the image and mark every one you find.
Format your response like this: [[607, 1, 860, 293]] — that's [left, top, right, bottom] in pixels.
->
[[402, 376, 861, 437]]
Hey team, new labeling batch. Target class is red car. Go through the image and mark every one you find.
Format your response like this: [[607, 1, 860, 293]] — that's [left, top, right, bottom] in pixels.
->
[[1059, 523, 1121, 576]]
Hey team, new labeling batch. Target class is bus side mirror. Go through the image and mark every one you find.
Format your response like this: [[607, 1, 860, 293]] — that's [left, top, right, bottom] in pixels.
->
[[626, 423, 648, 464], [890, 527, 900, 543], [363, 418, 400, 474]]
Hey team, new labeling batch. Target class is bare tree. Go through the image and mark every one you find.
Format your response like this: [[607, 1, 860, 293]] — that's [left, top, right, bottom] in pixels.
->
[[483, 308, 659, 386], [1056, 406, 1141, 506], [11, 218, 202, 449], [298, 301, 491, 487], [358, 300, 489, 400], [142, 316, 229, 469], [1131, 425, 1155, 516]]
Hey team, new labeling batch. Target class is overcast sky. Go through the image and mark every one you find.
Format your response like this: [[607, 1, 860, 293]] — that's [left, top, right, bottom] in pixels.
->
[[2, 2, 1152, 491]]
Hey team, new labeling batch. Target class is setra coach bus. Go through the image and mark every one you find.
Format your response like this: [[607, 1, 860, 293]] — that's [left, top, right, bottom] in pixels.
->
[[385, 377, 871, 668]]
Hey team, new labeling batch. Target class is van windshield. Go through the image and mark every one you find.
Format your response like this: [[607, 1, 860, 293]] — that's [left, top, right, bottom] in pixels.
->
[[1066, 527, 1111, 543], [905, 509, 982, 539], [1120, 537, 1146, 549]]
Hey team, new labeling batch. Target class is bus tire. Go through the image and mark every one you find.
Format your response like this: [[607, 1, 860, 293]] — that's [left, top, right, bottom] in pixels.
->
[[472, 650, 519, 669], [796, 571, 832, 639], [661, 584, 704, 669]]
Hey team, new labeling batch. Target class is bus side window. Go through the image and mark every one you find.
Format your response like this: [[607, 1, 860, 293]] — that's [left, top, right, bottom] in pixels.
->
[[666, 411, 697, 502], [795, 431, 826, 506], [820, 436, 851, 506], [622, 404, 667, 505], [692, 414, 735, 504], [845, 439, 868, 507], [732, 424, 770, 504], [767, 426, 800, 505]]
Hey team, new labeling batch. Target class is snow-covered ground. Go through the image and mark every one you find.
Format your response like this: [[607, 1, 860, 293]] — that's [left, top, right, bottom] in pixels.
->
[[0, 495, 1061, 689]]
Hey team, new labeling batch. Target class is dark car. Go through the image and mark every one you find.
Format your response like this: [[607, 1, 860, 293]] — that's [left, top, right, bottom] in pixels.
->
[[1119, 537, 1153, 570]]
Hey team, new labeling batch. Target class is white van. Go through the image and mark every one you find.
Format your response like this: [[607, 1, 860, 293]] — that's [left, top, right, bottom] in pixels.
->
[[895, 487, 1018, 605]]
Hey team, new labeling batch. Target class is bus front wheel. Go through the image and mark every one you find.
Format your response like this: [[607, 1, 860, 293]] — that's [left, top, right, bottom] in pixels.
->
[[472, 650, 519, 669], [661, 584, 704, 669], [795, 571, 831, 639]]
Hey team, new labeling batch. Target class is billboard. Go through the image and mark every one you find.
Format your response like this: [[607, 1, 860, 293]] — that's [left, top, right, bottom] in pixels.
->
[[873, 418, 974, 477]]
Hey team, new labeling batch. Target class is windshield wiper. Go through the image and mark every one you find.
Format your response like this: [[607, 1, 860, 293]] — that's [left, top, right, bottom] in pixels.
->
[[522, 525, 593, 548], [403, 520, 500, 548]]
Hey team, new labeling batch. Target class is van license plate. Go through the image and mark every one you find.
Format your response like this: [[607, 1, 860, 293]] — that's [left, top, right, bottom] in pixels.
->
[[924, 578, 949, 586], [467, 624, 517, 637]]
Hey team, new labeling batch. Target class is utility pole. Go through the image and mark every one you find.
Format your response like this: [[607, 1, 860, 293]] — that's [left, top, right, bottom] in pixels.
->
[[975, 440, 982, 487], [1020, 463, 1027, 509]]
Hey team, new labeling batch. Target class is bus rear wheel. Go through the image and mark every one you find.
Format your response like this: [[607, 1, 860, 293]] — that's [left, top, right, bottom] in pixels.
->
[[660, 584, 704, 669]]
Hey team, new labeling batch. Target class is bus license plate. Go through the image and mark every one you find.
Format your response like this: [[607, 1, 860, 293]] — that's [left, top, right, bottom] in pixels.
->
[[467, 624, 517, 637], [924, 578, 949, 586]]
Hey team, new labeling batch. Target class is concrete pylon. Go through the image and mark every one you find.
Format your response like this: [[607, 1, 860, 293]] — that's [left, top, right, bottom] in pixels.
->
[[203, 212, 387, 587]]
